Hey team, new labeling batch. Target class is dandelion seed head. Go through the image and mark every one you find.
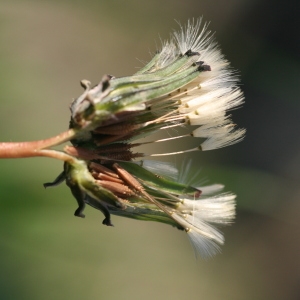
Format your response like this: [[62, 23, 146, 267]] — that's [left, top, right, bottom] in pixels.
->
[[60, 18, 246, 258]]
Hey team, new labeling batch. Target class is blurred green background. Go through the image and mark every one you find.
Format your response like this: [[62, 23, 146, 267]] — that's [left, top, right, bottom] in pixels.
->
[[0, 0, 299, 299]]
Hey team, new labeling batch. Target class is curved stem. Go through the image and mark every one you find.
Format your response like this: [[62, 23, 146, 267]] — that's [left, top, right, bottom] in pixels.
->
[[0, 129, 76, 159], [35, 149, 76, 163]]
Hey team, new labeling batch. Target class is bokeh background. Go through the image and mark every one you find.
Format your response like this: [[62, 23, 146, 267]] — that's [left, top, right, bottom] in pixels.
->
[[0, 0, 299, 299]]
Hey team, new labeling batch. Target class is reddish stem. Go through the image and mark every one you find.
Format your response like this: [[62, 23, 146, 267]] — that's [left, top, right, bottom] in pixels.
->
[[34, 149, 76, 163], [0, 129, 75, 159]]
